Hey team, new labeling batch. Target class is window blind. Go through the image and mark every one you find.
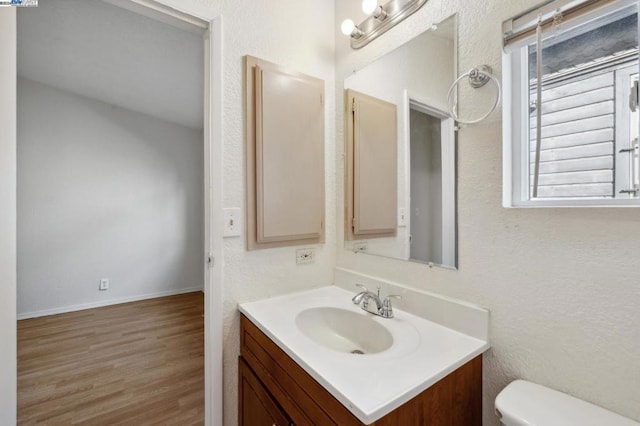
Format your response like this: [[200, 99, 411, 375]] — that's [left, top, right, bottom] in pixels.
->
[[503, 0, 633, 51]]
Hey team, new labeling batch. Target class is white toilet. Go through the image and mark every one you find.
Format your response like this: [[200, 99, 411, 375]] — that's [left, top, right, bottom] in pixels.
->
[[495, 380, 640, 426]]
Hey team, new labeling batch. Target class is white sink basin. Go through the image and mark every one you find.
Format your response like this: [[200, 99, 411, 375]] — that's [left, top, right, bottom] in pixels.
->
[[295, 307, 393, 354], [239, 286, 489, 424]]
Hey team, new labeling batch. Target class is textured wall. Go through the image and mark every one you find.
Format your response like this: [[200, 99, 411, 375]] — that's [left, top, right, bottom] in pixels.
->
[[155, 1, 336, 424], [335, 0, 640, 424], [17, 78, 204, 317], [0, 9, 17, 425], [220, 3, 336, 423]]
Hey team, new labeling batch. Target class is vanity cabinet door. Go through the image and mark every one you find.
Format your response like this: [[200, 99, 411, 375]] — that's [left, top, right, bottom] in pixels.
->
[[239, 357, 291, 426]]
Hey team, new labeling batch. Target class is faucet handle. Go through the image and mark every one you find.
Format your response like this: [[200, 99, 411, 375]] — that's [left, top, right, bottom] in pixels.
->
[[381, 295, 402, 318], [383, 294, 402, 304], [352, 283, 368, 304]]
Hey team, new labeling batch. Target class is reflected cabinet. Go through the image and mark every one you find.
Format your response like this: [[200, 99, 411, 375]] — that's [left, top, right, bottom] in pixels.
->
[[345, 89, 398, 241]]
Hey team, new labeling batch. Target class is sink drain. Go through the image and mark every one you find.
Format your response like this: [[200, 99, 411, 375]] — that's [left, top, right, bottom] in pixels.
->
[[350, 349, 365, 355]]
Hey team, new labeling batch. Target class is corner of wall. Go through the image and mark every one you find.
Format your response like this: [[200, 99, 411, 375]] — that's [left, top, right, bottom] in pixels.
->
[[0, 8, 18, 425]]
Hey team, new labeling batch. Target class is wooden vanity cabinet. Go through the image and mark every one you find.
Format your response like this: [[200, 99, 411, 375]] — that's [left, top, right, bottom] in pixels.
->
[[239, 314, 482, 426], [239, 357, 291, 426]]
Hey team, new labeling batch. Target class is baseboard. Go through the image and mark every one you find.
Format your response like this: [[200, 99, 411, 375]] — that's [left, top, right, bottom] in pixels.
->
[[17, 286, 203, 320]]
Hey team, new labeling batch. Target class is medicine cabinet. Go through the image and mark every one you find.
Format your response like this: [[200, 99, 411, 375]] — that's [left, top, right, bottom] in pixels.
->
[[245, 56, 325, 250]]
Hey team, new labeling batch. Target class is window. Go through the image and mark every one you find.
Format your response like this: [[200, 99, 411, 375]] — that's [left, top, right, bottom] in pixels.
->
[[503, 0, 640, 206]]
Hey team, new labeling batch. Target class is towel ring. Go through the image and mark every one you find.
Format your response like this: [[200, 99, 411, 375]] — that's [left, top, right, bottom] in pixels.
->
[[447, 65, 501, 126]]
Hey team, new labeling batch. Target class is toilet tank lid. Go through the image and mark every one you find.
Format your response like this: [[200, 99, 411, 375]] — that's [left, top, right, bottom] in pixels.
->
[[495, 380, 640, 426]]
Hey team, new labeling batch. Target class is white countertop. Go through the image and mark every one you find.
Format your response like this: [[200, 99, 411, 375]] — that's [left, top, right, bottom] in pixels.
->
[[239, 285, 490, 424]]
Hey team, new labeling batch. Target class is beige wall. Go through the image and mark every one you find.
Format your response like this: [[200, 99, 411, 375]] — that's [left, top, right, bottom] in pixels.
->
[[335, 0, 640, 424]]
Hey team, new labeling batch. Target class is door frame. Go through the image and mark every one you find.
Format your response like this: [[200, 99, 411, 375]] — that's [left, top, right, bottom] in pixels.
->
[[0, 9, 18, 425], [404, 92, 457, 268], [5, 2, 224, 425]]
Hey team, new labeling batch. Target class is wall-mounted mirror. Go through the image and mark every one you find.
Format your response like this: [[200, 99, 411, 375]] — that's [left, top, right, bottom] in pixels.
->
[[344, 14, 458, 269]]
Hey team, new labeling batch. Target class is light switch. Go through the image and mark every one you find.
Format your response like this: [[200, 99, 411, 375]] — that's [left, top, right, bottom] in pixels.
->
[[398, 208, 407, 227], [223, 208, 241, 237]]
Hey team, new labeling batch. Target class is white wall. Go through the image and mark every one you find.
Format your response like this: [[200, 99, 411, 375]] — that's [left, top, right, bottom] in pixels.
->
[[336, 0, 640, 424], [218, 5, 336, 425], [17, 78, 204, 317], [152, 1, 337, 425], [0, 9, 17, 426]]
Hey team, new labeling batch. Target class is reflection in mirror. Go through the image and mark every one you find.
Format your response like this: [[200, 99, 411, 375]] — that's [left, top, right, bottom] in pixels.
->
[[344, 15, 458, 269], [409, 103, 455, 266]]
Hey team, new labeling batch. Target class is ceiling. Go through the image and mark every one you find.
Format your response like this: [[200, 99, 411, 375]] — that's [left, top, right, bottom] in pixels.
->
[[17, 0, 204, 129]]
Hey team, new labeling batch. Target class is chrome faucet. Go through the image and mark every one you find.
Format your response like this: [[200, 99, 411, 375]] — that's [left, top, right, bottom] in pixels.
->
[[351, 283, 370, 305], [352, 284, 401, 318]]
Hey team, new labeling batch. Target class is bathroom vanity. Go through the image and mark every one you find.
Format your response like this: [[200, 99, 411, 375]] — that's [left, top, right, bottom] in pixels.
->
[[238, 286, 489, 425]]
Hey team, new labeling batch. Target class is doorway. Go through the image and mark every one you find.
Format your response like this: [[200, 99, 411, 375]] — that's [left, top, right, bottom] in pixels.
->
[[8, 0, 223, 424], [408, 99, 456, 267]]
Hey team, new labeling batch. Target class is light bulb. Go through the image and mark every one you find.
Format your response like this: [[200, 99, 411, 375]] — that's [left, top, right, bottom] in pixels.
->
[[362, 0, 378, 15], [341, 19, 356, 36]]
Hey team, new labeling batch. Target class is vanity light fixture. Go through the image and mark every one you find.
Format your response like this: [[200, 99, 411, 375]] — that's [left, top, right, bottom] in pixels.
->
[[341, 19, 364, 38], [372, 6, 389, 21], [361, 0, 378, 14], [362, 0, 388, 20], [342, 0, 428, 49]]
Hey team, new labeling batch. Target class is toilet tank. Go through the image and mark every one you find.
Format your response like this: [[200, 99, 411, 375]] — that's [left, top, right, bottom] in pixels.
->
[[495, 380, 640, 426]]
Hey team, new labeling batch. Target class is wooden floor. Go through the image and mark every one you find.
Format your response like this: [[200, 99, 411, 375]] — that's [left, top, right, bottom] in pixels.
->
[[18, 292, 204, 425]]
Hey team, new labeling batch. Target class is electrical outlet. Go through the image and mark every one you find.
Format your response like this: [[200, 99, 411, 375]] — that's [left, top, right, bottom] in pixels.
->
[[99, 278, 109, 291], [296, 248, 315, 265], [353, 242, 368, 253]]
